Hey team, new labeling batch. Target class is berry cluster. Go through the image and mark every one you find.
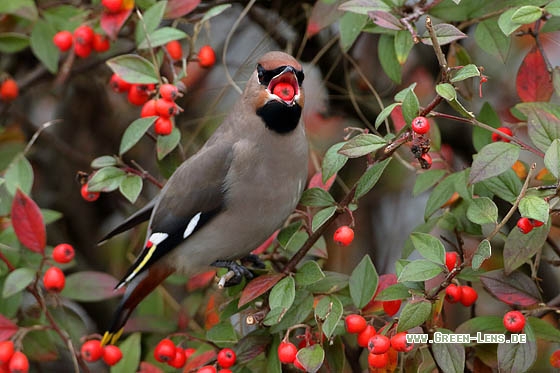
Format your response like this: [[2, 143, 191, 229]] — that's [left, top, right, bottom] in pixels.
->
[[140, 84, 183, 136], [80, 340, 122, 366], [333, 225, 354, 246], [53, 25, 110, 58], [110, 74, 155, 107], [445, 284, 478, 306], [491, 127, 513, 143], [516, 217, 544, 234], [153, 339, 235, 372], [0, 342, 29, 373], [42, 243, 75, 292], [0, 78, 18, 102], [410, 116, 432, 169]]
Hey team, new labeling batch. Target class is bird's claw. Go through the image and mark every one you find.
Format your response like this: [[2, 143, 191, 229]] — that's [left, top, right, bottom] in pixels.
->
[[212, 260, 254, 288]]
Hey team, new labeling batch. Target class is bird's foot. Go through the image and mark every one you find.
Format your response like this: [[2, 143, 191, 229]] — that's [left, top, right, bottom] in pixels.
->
[[241, 254, 266, 269], [212, 260, 254, 288]]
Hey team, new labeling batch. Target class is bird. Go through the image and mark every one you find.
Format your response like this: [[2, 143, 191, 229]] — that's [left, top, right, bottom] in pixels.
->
[[100, 51, 308, 345]]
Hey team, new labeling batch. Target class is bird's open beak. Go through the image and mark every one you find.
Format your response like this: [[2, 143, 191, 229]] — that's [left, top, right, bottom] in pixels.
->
[[267, 66, 300, 106]]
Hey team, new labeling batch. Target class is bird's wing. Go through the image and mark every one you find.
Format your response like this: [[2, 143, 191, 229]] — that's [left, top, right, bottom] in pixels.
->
[[115, 142, 234, 288], [98, 198, 157, 244]]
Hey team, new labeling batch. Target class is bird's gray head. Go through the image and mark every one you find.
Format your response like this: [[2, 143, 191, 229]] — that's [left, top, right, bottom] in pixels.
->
[[245, 51, 305, 134]]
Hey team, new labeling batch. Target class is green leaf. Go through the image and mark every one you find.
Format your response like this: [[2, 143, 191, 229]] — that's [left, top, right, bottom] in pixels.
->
[[528, 316, 560, 342], [119, 175, 143, 203], [456, 316, 504, 335], [3, 268, 34, 298], [467, 197, 498, 225], [546, 0, 560, 16], [106, 54, 159, 84], [136, 0, 167, 45], [43, 4, 87, 32], [410, 233, 445, 265], [544, 138, 560, 178], [475, 20, 510, 63], [397, 299, 432, 332], [296, 344, 325, 373], [42, 209, 62, 224], [450, 64, 480, 83], [156, 126, 181, 160], [375, 103, 400, 129], [5, 154, 33, 195], [376, 283, 411, 301], [413, 169, 446, 196], [206, 322, 238, 346], [498, 8, 521, 36], [425, 170, 469, 219], [138, 27, 188, 49], [436, 83, 456, 101], [339, 12, 368, 52], [315, 295, 343, 339], [338, 134, 386, 158], [110, 333, 141, 373], [269, 277, 295, 310], [270, 291, 313, 333], [338, 0, 391, 15], [61, 271, 122, 301], [402, 89, 419, 126], [479, 169, 522, 203], [295, 261, 325, 286], [300, 188, 336, 207], [519, 195, 549, 224], [322, 142, 348, 183], [91, 155, 118, 168], [0, 33, 29, 53], [398, 260, 442, 282], [87, 167, 126, 192], [119, 117, 157, 155], [469, 142, 520, 184], [311, 206, 337, 232], [30, 20, 58, 73], [305, 272, 348, 294], [349, 255, 378, 309], [504, 220, 549, 274], [497, 322, 537, 373], [201, 4, 232, 23], [511, 6, 543, 25], [0, 0, 37, 20], [473, 102, 501, 152], [355, 158, 391, 199], [394, 30, 413, 65], [324, 337, 345, 373], [421, 23, 467, 45], [378, 34, 401, 83], [472, 239, 491, 270], [432, 328, 465, 372]]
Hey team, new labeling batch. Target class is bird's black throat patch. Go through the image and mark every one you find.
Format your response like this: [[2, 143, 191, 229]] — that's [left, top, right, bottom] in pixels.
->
[[256, 101, 302, 134]]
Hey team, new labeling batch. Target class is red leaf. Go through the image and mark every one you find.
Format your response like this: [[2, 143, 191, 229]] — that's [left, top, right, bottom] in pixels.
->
[[183, 350, 216, 372], [164, 0, 200, 19], [251, 230, 278, 255], [390, 105, 406, 132], [11, 189, 46, 254], [204, 294, 219, 330], [0, 315, 18, 341], [186, 270, 216, 292], [307, 172, 336, 191], [516, 47, 553, 102], [480, 270, 540, 306], [138, 362, 163, 373], [101, 9, 133, 40], [238, 273, 284, 308], [306, 0, 342, 36]]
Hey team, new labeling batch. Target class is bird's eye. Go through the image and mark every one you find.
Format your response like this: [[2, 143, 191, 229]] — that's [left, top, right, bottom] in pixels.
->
[[257, 64, 265, 84], [296, 70, 305, 85]]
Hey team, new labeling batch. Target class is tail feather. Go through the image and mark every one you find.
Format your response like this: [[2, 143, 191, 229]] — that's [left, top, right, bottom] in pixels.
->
[[101, 265, 174, 345]]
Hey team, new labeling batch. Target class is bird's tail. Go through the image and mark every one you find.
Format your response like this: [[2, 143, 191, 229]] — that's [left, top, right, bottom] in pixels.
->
[[101, 265, 174, 346]]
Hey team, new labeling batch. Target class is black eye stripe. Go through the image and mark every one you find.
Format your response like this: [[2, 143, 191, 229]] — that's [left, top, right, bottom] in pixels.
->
[[257, 64, 304, 86]]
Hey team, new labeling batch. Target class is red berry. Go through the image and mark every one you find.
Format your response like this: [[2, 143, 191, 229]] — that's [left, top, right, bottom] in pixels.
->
[[141, 99, 158, 118], [103, 345, 122, 366], [53, 31, 73, 52], [198, 45, 216, 68], [154, 117, 173, 136], [293, 357, 306, 371], [168, 347, 186, 368], [367, 352, 388, 368], [217, 348, 236, 369], [277, 342, 297, 364], [272, 82, 295, 101], [411, 116, 430, 135], [367, 334, 390, 354], [184, 347, 196, 361], [74, 25, 94, 46], [155, 99, 178, 118], [52, 243, 75, 264], [92, 34, 110, 52], [445, 284, 462, 304], [0, 79, 19, 101], [382, 300, 401, 316], [81, 340, 103, 362], [357, 325, 376, 348], [445, 252, 459, 272], [503, 310, 525, 333], [74, 42, 92, 58], [344, 314, 367, 334], [333, 226, 354, 246], [165, 40, 183, 61], [0, 341, 14, 364], [197, 366, 217, 373], [154, 339, 176, 363], [109, 74, 131, 93], [8, 351, 29, 373], [420, 153, 432, 169], [43, 266, 65, 292], [459, 286, 478, 307], [491, 127, 513, 142], [550, 349, 560, 368], [531, 219, 544, 228], [390, 332, 413, 352], [128, 85, 150, 106], [218, 370, 232, 373], [517, 217, 533, 234], [81, 184, 100, 202], [159, 84, 179, 101], [102, 0, 123, 13]]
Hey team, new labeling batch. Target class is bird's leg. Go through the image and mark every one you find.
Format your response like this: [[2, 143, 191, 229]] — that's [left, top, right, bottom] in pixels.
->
[[241, 254, 266, 269], [212, 260, 254, 288]]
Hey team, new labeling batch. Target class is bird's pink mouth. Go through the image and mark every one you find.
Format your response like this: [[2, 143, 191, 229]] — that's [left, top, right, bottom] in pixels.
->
[[268, 70, 299, 104]]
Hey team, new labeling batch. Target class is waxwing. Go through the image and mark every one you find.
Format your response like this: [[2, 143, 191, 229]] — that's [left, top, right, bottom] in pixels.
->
[[100, 51, 308, 345]]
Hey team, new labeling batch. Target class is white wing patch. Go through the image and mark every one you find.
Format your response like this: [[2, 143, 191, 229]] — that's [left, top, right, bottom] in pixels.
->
[[183, 212, 202, 238], [149, 232, 169, 245]]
